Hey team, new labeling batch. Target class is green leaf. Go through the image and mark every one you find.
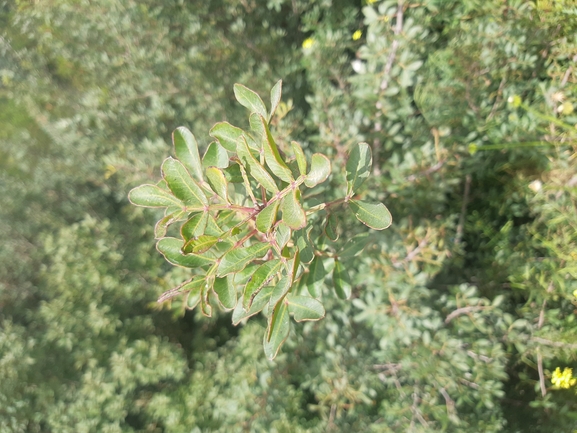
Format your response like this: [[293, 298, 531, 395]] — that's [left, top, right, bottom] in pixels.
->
[[275, 222, 291, 250], [263, 299, 290, 360], [186, 284, 202, 310], [259, 114, 293, 183], [291, 141, 307, 176], [202, 141, 229, 169], [307, 257, 327, 297], [280, 188, 306, 230], [243, 259, 282, 310], [161, 157, 208, 208], [181, 212, 208, 242], [333, 260, 352, 299], [154, 210, 185, 239], [183, 235, 219, 254], [128, 184, 183, 209], [213, 275, 237, 310], [256, 201, 279, 233], [222, 164, 243, 183], [233, 83, 268, 118], [205, 167, 229, 203], [304, 153, 331, 188], [209, 121, 243, 152], [287, 295, 325, 322], [232, 286, 274, 325], [349, 200, 392, 230], [338, 232, 369, 259], [324, 213, 339, 241], [346, 142, 372, 196], [216, 242, 270, 277], [157, 276, 204, 303], [269, 80, 282, 121], [200, 277, 213, 317], [173, 126, 204, 181], [296, 228, 314, 264], [157, 237, 214, 268], [237, 135, 279, 194], [205, 214, 225, 237], [268, 275, 291, 309]]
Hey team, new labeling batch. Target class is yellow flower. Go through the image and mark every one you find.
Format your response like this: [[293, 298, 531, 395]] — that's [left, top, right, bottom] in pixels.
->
[[573, 289, 577, 298], [367, 0, 378, 4], [302, 38, 314, 49], [551, 367, 577, 389], [352, 30, 362, 41]]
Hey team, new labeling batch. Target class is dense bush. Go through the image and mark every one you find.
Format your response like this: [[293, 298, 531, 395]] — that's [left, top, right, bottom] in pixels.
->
[[1, 0, 576, 431]]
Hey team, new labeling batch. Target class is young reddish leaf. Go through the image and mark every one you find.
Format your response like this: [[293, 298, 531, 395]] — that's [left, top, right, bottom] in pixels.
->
[[173, 127, 204, 181]]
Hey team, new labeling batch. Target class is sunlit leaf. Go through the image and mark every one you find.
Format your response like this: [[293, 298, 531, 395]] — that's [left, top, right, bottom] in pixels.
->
[[202, 141, 229, 169], [280, 188, 306, 230], [291, 141, 307, 176], [269, 79, 282, 121], [181, 212, 208, 242], [268, 275, 291, 309], [237, 135, 279, 194], [173, 126, 204, 181], [349, 199, 392, 230], [216, 242, 270, 277], [161, 157, 207, 208], [154, 210, 185, 239], [243, 259, 282, 310], [256, 201, 279, 233], [304, 153, 331, 188], [157, 276, 204, 303], [287, 295, 325, 321], [210, 121, 243, 152], [263, 299, 290, 360], [128, 184, 183, 209], [275, 222, 291, 250], [183, 235, 219, 254], [296, 227, 314, 264], [205, 167, 229, 203], [156, 237, 214, 268], [259, 114, 293, 183], [232, 286, 274, 325], [233, 83, 268, 118], [213, 275, 237, 310], [346, 142, 372, 196]]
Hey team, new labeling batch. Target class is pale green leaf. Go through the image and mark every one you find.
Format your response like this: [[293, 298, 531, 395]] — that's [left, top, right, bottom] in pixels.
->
[[183, 235, 219, 254], [205, 167, 229, 203], [128, 184, 183, 209], [216, 242, 270, 277], [259, 114, 293, 183], [304, 153, 331, 188], [346, 142, 372, 195], [275, 222, 291, 250], [156, 237, 214, 268], [173, 126, 203, 181], [269, 79, 282, 121], [295, 228, 314, 264], [237, 135, 279, 194], [232, 286, 274, 325], [210, 121, 244, 152], [287, 295, 325, 322], [202, 141, 229, 169], [243, 260, 282, 310], [349, 200, 392, 230], [263, 299, 290, 360], [280, 188, 306, 230], [213, 275, 237, 310], [154, 210, 185, 239], [291, 141, 307, 176], [306, 257, 327, 297], [256, 201, 279, 233], [161, 157, 207, 208], [233, 83, 268, 118], [157, 276, 204, 303], [181, 212, 208, 242], [268, 275, 291, 309]]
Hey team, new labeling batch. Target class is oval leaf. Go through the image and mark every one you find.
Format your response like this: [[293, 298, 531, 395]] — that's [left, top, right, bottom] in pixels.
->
[[233, 83, 268, 118], [173, 127, 203, 181], [287, 295, 325, 322], [338, 232, 370, 259], [213, 275, 237, 310], [128, 184, 183, 209], [205, 167, 229, 203], [263, 299, 290, 360], [304, 153, 331, 188], [181, 212, 208, 242], [156, 237, 214, 268], [256, 201, 280, 233], [161, 157, 208, 208], [259, 114, 293, 183], [237, 135, 279, 194], [269, 80, 282, 121], [349, 200, 392, 230], [202, 141, 229, 169], [346, 142, 372, 196], [291, 141, 307, 176], [243, 259, 283, 310], [216, 242, 271, 277], [333, 260, 352, 299], [280, 189, 306, 230], [232, 286, 274, 325], [209, 121, 243, 152]]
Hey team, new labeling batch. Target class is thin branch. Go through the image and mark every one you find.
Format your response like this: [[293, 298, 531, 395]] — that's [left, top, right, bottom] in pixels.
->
[[532, 336, 577, 349], [454, 174, 472, 246], [445, 305, 486, 324], [537, 352, 546, 397], [380, 0, 404, 91]]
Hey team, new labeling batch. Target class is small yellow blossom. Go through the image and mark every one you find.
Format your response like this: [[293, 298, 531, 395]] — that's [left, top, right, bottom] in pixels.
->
[[573, 289, 577, 298], [302, 38, 314, 49], [367, 0, 378, 4], [551, 367, 577, 389], [352, 30, 362, 41]]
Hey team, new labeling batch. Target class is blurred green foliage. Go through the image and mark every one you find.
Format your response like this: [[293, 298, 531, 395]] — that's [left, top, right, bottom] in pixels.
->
[[1, 0, 576, 431]]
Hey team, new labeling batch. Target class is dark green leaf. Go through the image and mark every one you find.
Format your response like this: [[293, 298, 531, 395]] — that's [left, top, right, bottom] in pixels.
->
[[202, 141, 229, 169], [259, 114, 293, 183], [173, 126, 204, 181], [280, 188, 306, 230], [161, 157, 208, 208], [268, 275, 291, 309], [213, 275, 237, 310], [338, 232, 369, 259], [243, 260, 282, 310], [232, 286, 274, 325], [263, 299, 290, 360], [157, 237, 214, 268], [304, 153, 331, 188], [216, 242, 270, 277], [346, 142, 372, 196], [222, 163, 243, 183], [333, 260, 352, 299], [205, 214, 225, 237], [237, 135, 279, 194], [306, 257, 327, 297], [233, 83, 268, 118], [349, 200, 392, 230], [200, 277, 213, 317], [183, 235, 219, 254], [287, 295, 325, 322], [128, 184, 183, 209], [205, 166, 229, 203], [256, 201, 279, 233], [325, 213, 339, 241], [209, 121, 243, 152]]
